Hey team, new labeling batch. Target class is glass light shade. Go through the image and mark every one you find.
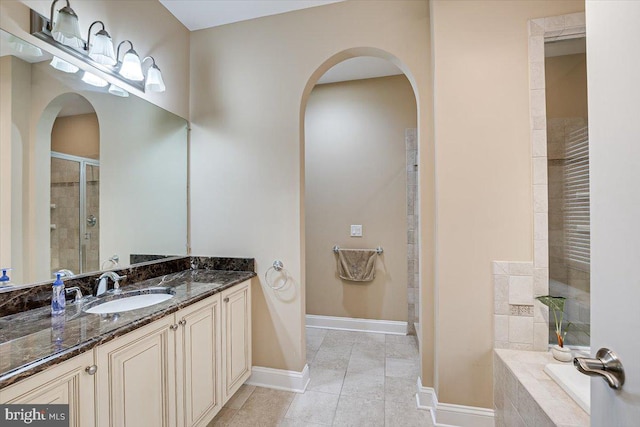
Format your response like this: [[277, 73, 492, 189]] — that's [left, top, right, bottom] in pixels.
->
[[50, 56, 79, 73], [8, 36, 43, 57], [51, 7, 83, 49], [145, 66, 166, 93], [81, 71, 108, 87], [119, 50, 144, 81], [88, 32, 116, 65], [108, 84, 129, 97]]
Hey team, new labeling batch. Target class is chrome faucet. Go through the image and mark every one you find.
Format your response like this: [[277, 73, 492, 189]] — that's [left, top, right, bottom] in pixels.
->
[[55, 269, 75, 278], [65, 286, 84, 303], [96, 271, 127, 296]]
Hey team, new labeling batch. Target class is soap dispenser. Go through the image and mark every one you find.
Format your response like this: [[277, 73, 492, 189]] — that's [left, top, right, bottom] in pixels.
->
[[0, 268, 12, 288], [51, 273, 66, 316]]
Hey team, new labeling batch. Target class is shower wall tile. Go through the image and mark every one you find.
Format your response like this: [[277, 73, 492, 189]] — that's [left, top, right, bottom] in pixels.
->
[[406, 128, 418, 335], [494, 261, 548, 351]]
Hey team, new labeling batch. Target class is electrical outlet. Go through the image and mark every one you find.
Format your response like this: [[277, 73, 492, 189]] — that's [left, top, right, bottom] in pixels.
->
[[350, 225, 363, 237]]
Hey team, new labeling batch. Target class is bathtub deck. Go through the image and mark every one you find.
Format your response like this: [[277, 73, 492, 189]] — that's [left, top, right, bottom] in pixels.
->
[[494, 348, 590, 426]]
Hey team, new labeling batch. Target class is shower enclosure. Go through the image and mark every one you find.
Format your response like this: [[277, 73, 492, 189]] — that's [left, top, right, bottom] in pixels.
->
[[50, 152, 100, 276]]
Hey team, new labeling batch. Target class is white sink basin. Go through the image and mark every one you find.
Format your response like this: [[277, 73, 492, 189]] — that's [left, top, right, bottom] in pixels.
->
[[84, 291, 174, 314]]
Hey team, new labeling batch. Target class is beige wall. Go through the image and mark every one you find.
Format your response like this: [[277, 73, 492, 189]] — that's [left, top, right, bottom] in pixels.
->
[[0, 0, 190, 119], [189, 0, 433, 375], [545, 53, 588, 119], [305, 75, 415, 321], [431, 0, 584, 407], [51, 113, 100, 159]]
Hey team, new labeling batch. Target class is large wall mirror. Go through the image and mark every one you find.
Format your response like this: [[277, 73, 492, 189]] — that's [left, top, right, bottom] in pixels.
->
[[0, 29, 188, 287]]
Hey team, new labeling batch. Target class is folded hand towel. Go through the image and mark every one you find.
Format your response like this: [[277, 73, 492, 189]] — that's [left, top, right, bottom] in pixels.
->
[[336, 249, 377, 282]]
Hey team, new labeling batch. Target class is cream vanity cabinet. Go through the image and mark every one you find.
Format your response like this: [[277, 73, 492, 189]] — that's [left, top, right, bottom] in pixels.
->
[[0, 351, 96, 427], [221, 280, 252, 402], [0, 279, 252, 427]]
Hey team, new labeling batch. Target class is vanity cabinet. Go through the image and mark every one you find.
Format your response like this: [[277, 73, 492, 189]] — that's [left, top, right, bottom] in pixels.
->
[[221, 281, 252, 402], [0, 351, 96, 427], [0, 279, 251, 427], [176, 295, 222, 427], [95, 315, 177, 427]]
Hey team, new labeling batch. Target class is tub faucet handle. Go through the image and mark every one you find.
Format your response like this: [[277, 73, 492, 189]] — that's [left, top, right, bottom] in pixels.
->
[[574, 348, 625, 390]]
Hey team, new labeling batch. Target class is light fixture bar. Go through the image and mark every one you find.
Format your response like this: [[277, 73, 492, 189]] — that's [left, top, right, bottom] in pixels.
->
[[30, 9, 144, 91]]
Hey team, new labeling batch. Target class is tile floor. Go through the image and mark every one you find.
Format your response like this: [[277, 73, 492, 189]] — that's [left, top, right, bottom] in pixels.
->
[[209, 328, 433, 427]]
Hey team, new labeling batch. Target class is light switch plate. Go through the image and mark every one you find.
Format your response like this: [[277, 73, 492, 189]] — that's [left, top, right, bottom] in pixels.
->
[[350, 225, 363, 237]]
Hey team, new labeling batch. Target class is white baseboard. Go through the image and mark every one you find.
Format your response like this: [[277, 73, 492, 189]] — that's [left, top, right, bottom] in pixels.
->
[[244, 364, 310, 393], [305, 314, 408, 335], [416, 378, 495, 427]]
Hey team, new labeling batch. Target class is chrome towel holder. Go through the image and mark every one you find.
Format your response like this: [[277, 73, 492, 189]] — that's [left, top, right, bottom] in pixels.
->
[[332, 245, 383, 255], [265, 260, 289, 290]]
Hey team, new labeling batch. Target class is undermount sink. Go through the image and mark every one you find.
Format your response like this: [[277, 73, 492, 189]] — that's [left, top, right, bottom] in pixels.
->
[[83, 288, 174, 314]]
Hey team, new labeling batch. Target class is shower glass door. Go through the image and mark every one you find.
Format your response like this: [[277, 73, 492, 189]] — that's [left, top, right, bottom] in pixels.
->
[[50, 152, 100, 276]]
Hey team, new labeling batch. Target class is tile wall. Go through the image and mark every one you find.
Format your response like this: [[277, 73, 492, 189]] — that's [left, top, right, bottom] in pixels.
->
[[493, 261, 548, 351], [406, 128, 419, 335]]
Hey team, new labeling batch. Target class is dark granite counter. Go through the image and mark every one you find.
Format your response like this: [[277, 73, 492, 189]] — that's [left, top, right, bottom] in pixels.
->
[[0, 268, 256, 389]]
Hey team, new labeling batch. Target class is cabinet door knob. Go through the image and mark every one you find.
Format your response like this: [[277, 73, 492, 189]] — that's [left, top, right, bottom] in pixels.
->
[[178, 320, 187, 326], [170, 324, 179, 330], [224, 297, 230, 303], [85, 365, 98, 375]]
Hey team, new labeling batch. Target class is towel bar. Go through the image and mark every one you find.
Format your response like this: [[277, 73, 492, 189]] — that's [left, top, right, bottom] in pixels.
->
[[332, 245, 383, 255]]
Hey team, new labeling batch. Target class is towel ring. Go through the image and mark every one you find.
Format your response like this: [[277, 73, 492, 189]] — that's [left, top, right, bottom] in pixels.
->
[[265, 260, 289, 290]]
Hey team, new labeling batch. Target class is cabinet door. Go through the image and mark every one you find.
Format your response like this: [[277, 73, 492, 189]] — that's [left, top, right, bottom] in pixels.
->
[[221, 280, 252, 403], [95, 316, 176, 427], [176, 295, 222, 427], [0, 351, 96, 427]]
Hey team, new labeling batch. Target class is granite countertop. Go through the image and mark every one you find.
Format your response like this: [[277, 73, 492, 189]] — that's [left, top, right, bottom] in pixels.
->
[[0, 269, 256, 389]]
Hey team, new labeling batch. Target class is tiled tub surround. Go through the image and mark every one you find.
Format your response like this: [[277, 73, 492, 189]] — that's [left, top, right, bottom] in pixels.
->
[[493, 261, 548, 351], [494, 349, 589, 427], [0, 258, 256, 388]]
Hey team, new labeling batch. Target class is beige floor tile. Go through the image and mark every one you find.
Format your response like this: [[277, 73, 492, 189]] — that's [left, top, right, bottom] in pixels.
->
[[307, 334, 325, 351], [207, 407, 237, 426], [332, 395, 385, 427], [385, 399, 433, 427], [347, 355, 385, 376], [341, 371, 385, 401], [224, 384, 256, 409], [284, 390, 340, 425], [323, 330, 361, 346], [312, 345, 352, 370], [232, 387, 295, 426], [385, 342, 419, 359], [307, 367, 346, 394], [306, 327, 328, 340], [385, 357, 420, 379], [306, 349, 317, 364], [351, 341, 386, 360], [384, 377, 417, 403], [277, 419, 326, 427], [355, 332, 386, 343], [385, 335, 418, 346]]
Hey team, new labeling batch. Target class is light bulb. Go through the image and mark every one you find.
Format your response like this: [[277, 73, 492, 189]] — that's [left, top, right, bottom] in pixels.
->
[[50, 56, 79, 74], [145, 66, 166, 93], [88, 30, 116, 65], [51, 6, 83, 49], [119, 50, 144, 81], [81, 71, 108, 88]]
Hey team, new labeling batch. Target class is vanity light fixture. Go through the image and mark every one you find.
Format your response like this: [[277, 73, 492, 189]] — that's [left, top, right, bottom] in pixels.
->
[[116, 40, 144, 81], [85, 21, 116, 66], [49, 0, 83, 49], [108, 84, 129, 98], [30, 8, 165, 93], [143, 56, 166, 93], [50, 56, 79, 73], [81, 70, 108, 87]]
